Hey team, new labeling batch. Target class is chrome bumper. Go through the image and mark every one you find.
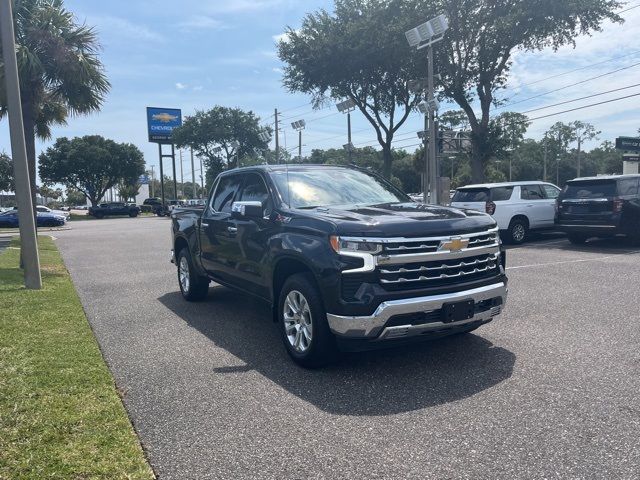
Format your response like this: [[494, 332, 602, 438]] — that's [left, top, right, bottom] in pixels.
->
[[326, 282, 507, 340]]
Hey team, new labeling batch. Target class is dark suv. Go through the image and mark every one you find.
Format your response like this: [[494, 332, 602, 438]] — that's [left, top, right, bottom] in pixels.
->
[[555, 175, 640, 244]]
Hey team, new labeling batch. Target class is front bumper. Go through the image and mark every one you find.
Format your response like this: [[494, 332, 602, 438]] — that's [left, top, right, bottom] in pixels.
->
[[326, 282, 507, 340]]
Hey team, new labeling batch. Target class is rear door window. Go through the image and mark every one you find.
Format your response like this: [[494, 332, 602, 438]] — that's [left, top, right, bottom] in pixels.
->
[[618, 178, 639, 196], [490, 187, 514, 201], [211, 175, 242, 213], [564, 181, 617, 199], [521, 185, 545, 200], [452, 188, 489, 202]]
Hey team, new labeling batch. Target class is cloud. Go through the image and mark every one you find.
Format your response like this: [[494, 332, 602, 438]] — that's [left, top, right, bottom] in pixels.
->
[[90, 15, 163, 43], [273, 29, 298, 44], [192, 86, 204, 91], [178, 16, 226, 30], [272, 67, 283, 74], [205, 0, 288, 14], [176, 83, 188, 90]]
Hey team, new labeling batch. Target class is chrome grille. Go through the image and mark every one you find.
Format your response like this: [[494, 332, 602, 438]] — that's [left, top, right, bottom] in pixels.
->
[[379, 253, 500, 285]]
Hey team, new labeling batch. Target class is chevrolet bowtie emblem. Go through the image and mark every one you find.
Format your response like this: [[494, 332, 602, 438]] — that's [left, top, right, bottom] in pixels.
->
[[439, 237, 469, 252]]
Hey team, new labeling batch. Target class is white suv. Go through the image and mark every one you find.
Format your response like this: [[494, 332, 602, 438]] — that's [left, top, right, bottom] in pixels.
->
[[451, 181, 561, 244]]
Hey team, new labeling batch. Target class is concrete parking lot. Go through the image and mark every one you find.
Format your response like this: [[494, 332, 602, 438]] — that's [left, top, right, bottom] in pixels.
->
[[54, 217, 640, 479]]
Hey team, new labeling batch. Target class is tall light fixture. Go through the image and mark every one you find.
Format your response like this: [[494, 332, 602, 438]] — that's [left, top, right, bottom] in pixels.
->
[[406, 14, 449, 205], [291, 120, 306, 161], [230, 141, 240, 168], [337, 99, 357, 163]]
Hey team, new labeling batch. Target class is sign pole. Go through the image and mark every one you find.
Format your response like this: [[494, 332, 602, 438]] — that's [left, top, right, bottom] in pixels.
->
[[171, 144, 177, 200], [158, 144, 165, 206], [0, 0, 42, 289]]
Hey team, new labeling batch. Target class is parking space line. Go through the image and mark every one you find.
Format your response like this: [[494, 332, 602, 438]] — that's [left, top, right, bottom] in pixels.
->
[[506, 250, 640, 270]]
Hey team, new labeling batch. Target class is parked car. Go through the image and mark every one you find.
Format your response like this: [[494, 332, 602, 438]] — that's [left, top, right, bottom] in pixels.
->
[[88, 202, 140, 219], [36, 205, 70, 219], [0, 210, 66, 228], [74, 205, 89, 210], [555, 174, 640, 244], [451, 181, 561, 244], [171, 165, 508, 367]]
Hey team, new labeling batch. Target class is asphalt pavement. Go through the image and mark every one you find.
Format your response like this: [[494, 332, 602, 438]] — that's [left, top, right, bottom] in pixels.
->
[[54, 218, 640, 479]]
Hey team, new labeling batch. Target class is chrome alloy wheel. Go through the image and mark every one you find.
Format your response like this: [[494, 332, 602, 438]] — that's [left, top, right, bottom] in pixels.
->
[[512, 223, 526, 242], [283, 290, 313, 353], [179, 255, 190, 293]]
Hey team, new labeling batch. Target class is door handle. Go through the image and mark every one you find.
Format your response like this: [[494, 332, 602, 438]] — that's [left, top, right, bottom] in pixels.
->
[[227, 226, 238, 234], [201, 222, 209, 227]]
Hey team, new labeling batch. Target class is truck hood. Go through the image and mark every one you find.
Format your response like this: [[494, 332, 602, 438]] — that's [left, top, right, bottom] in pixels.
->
[[300, 202, 496, 237]]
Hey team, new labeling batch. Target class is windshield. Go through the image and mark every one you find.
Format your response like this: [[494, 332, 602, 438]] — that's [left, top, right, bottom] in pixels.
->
[[270, 168, 408, 209], [563, 180, 617, 199]]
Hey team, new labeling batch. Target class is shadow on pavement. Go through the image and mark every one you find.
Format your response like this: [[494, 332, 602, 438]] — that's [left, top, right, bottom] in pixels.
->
[[158, 288, 516, 416]]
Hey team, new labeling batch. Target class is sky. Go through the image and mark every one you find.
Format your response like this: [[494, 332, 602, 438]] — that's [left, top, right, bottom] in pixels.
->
[[1, 0, 639, 184]]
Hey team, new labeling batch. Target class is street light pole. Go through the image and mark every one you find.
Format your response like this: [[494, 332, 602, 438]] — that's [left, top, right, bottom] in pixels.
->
[[291, 120, 306, 162], [337, 99, 357, 164], [427, 45, 438, 205], [0, 0, 42, 289], [406, 14, 448, 206], [150, 165, 155, 197]]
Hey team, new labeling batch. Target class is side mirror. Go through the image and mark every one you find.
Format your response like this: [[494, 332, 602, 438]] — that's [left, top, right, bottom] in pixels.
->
[[231, 201, 264, 219]]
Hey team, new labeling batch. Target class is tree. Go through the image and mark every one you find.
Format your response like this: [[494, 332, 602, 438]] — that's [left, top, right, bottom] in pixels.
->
[[38, 185, 61, 204], [117, 182, 140, 203], [0, 153, 13, 192], [0, 0, 110, 209], [569, 121, 600, 176], [39, 136, 144, 206], [172, 107, 271, 182], [422, 0, 621, 182], [65, 188, 86, 206], [278, 0, 425, 179]]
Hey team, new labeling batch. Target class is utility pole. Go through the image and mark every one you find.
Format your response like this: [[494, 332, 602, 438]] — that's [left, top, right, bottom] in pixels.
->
[[274, 108, 280, 164], [179, 149, 184, 194], [543, 141, 548, 182], [0, 0, 42, 289], [577, 136, 582, 177], [190, 148, 196, 199], [150, 165, 155, 197], [199, 155, 204, 198], [427, 44, 438, 205]]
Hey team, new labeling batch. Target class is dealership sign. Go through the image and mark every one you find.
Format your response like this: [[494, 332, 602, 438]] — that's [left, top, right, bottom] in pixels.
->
[[147, 107, 182, 143], [615, 136, 640, 152]]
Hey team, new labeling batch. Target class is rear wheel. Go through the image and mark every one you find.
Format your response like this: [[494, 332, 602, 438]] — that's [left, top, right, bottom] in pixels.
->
[[568, 233, 588, 245], [129, 211, 138, 218], [507, 218, 528, 244], [177, 248, 209, 301], [94, 212, 104, 219], [278, 273, 338, 368]]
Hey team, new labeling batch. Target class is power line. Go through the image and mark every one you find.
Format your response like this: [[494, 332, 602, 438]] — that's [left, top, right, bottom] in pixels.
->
[[504, 50, 640, 94], [496, 61, 640, 110], [519, 82, 640, 114]]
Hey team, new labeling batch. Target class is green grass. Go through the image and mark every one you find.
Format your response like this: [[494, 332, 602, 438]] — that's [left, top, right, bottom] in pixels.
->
[[0, 237, 154, 479]]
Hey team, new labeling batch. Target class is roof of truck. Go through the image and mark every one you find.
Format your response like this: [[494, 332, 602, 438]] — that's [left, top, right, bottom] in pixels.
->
[[456, 181, 556, 189]]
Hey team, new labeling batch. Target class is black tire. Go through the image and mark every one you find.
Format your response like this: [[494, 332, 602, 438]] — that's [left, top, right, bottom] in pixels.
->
[[94, 212, 104, 219], [507, 217, 529, 245], [176, 248, 209, 301], [278, 273, 338, 368], [568, 233, 588, 245], [129, 211, 138, 218]]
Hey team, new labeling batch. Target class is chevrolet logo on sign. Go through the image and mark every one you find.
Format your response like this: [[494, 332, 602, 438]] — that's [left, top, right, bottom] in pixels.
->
[[439, 237, 469, 252]]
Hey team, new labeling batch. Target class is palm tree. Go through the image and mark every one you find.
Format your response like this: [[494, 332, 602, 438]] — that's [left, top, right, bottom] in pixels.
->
[[0, 0, 109, 207]]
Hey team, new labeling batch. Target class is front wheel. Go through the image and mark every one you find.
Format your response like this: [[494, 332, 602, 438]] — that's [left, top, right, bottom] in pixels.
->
[[279, 273, 338, 368], [177, 249, 209, 301]]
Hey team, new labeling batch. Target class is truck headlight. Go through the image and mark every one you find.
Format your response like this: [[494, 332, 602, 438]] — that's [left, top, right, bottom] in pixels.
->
[[329, 236, 382, 255]]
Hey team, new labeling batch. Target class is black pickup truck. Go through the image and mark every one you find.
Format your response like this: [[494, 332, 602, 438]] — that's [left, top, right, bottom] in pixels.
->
[[171, 165, 508, 367], [88, 202, 140, 219]]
